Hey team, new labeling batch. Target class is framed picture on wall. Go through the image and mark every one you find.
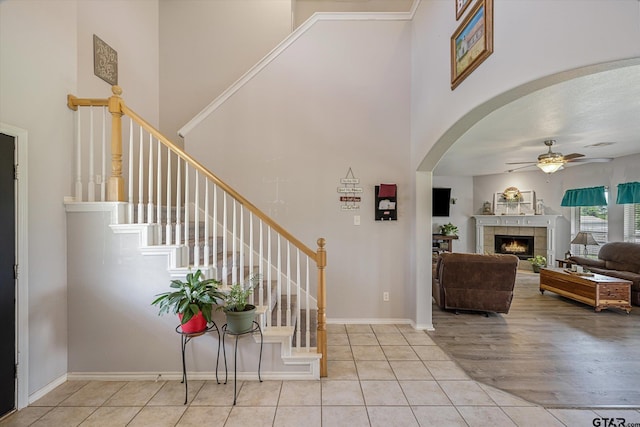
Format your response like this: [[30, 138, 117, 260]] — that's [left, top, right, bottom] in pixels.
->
[[456, 0, 473, 20], [451, 0, 493, 90]]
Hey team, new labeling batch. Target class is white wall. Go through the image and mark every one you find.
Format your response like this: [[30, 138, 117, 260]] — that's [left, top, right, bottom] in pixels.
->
[[159, 0, 292, 144], [0, 0, 160, 397], [412, 0, 640, 172], [78, 0, 160, 125], [185, 19, 412, 321], [0, 0, 77, 396], [433, 176, 474, 253]]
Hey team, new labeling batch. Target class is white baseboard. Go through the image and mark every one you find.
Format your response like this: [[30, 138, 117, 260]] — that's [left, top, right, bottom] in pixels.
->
[[413, 322, 435, 331], [29, 373, 67, 405], [67, 370, 318, 382], [327, 318, 412, 325]]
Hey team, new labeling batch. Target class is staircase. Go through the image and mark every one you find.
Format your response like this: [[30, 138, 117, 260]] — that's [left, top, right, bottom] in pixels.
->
[[65, 86, 326, 378]]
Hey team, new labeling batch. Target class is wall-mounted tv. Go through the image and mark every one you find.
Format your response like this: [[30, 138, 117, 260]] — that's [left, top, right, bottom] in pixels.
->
[[432, 188, 451, 217]]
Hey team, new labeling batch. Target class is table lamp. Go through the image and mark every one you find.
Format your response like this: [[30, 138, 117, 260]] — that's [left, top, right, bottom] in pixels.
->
[[570, 231, 598, 256]]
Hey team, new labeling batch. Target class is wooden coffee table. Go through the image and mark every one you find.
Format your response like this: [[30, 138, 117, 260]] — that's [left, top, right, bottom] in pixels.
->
[[539, 267, 632, 313]]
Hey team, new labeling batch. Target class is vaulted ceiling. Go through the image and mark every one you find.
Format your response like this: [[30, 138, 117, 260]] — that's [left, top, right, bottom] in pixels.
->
[[433, 65, 640, 176]]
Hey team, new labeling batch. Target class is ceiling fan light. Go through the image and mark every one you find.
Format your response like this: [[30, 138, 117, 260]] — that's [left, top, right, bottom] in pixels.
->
[[537, 160, 564, 174]]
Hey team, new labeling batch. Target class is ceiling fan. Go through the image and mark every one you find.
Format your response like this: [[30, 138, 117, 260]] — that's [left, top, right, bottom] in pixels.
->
[[506, 140, 612, 174]]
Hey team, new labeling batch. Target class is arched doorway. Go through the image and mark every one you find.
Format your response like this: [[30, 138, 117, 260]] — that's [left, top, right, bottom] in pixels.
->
[[415, 59, 640, 330]]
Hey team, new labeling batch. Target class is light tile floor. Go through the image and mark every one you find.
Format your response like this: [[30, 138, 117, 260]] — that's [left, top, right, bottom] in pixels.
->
[[2, 323, 639, 426]]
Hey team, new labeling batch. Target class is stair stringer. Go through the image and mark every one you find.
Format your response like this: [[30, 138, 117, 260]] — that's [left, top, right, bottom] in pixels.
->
[[110, 223, 215, 279], [259, 326, 321, 379]]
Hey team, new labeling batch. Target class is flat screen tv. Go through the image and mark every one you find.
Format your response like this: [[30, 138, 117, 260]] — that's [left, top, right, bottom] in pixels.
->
[[432, 188, 451, 217]]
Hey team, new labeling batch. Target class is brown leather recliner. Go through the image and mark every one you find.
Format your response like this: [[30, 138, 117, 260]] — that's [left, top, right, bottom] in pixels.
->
[[432, 252, 519, 314]]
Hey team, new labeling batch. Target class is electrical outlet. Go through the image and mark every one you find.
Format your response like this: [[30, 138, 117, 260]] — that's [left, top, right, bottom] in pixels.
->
[[354, 215, 360, 226], [383, 292, 389, 301]]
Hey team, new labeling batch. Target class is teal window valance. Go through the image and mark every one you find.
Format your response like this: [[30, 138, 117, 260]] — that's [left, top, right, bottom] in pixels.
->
[[560, 186, 607, 207], [616, 182, 640, 204]]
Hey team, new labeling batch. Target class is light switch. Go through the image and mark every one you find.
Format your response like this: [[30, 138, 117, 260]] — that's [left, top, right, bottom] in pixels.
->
[[354, 215, 360, 226]]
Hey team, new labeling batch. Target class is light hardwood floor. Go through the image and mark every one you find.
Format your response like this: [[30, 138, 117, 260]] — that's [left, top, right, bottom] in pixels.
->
[[429, 271, 640, 408]]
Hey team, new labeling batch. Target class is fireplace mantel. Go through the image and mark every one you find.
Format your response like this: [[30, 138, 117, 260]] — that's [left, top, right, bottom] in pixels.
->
[[473, 215, 561, 265]]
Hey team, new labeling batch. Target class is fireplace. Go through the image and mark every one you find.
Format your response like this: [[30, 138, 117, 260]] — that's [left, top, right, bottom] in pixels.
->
[[473, 215, 559, 267], [495, 235, 534, 259]]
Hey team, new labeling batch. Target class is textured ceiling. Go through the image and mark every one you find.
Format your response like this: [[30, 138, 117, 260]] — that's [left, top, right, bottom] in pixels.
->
[[433, 65, 640, 176]]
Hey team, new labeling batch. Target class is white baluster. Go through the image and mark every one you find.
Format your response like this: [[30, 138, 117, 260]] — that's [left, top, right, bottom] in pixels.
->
[[267, 227, 272, 327], [249, 212, 254, 305], [212, 184, 218, 278], [204, 180, 209, 265], [184, 164, 190, 263], [286, 242, 291, 327], [277, 235, 282, 327], [156, 139, 162, 243], [239, 206, 244, 287], [100, 107, 106, 202], [306, 257, 310, 350], [176, 159, 182, 245], [88, 108, 95, 202], [222, 194, 228, 285], [232, 200, 238, 285], [258, 220, 264, 310], [75, 108, 82, 201], [137, 126, 144, 223], [165, 148, 172, 245], [194, 171, 200, 267], [296, 249, 301, 350], [127, 119, 134, 223], [147, 133, 154, 224]]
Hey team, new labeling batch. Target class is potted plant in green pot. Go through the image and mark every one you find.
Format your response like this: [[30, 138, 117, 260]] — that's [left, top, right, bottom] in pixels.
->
[[151, 269, 223, 333], [218, 276, 260, 334], [440, 222, 458, 236], [527, 255, 547, 273]]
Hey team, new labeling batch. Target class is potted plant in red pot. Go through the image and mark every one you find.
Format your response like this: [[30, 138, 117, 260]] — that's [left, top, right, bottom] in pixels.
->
[[152, 269, 223, 333]]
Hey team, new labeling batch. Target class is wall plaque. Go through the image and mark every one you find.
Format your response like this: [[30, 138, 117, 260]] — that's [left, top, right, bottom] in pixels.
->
[[337, 167, 362, 211], [93, 34, 118, 86]]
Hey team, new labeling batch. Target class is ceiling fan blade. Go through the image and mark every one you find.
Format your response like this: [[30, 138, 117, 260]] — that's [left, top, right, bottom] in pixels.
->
[[566, 157, 613, 163], [506, 164, 536, 173], [563, 153, 585, 160], [505, 161, 537, 165]]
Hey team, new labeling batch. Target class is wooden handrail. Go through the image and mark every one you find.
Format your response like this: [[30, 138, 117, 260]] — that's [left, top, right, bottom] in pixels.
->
[[67, 87, 317, 259], [68, 86, 327, 375], [67, 94, 108, 110], [123, 104, 319, 262]]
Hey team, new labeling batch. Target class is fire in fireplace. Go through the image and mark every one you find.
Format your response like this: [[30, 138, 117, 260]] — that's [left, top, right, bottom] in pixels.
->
[[495, 235, 534, 259]]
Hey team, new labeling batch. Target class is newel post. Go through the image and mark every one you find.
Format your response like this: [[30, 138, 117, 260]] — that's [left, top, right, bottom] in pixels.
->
[[316, 238, 327, 377], [107, 85, 125, 201]]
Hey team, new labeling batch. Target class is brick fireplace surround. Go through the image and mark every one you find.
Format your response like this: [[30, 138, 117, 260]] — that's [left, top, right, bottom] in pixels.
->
[[473, 215, 560, 269]]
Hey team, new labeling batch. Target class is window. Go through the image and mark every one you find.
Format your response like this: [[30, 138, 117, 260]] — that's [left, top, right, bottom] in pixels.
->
[[624, 204, 640, 243], [571, 190, 608, 257]]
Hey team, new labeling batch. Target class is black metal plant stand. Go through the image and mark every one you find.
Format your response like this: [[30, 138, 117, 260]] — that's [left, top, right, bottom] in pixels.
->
[[175, 322, 221, 405], [221, 321, 263, 405]]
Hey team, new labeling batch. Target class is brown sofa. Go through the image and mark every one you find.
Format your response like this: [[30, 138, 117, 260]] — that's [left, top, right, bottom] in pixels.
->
[[432, 252, 519, 314], [569, 242, 640, 306]]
